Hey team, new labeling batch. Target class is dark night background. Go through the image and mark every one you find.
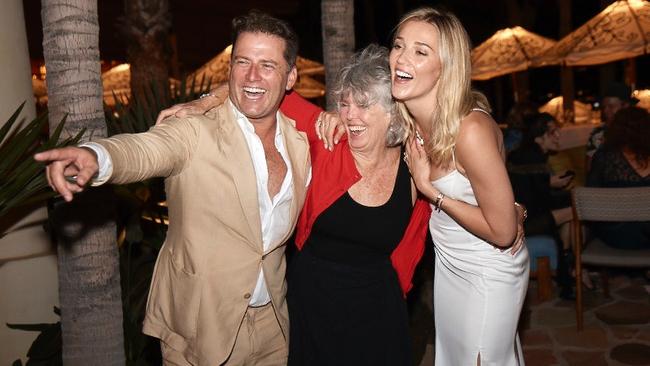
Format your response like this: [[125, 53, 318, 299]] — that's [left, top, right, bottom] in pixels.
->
[[21, 0, 650, 119]]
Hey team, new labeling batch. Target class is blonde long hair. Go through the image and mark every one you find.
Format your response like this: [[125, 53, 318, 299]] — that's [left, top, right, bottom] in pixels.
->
[[394, 7, 490, 167]]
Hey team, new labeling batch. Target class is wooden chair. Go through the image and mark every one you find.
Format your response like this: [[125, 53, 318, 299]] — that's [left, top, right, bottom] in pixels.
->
[[571, 186, 650, 330], [526, 235, 557, 301]]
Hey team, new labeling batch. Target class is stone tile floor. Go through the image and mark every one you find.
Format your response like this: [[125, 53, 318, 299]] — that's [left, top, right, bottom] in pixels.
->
[[413, 272, 650, 365], [521, 273, 650, 365]]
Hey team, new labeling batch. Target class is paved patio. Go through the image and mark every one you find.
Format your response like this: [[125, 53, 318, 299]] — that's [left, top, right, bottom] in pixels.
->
[[412, 271, 650, 365], [521, 273, 650, 365]]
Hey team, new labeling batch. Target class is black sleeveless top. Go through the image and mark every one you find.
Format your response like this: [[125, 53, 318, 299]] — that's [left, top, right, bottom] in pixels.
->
[[305, 155, 413, 265]]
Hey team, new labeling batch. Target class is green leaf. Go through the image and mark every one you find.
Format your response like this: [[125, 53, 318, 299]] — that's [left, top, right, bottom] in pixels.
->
[[26, 322, 61, 360], [0, 107, 78, 220], [6, 323, 52, 332], [0, 113, 47, 175], [0, 102, 26, 142]]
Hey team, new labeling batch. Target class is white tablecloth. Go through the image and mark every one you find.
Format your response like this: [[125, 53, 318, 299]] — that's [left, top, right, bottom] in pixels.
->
[[558, 123, 601, 150]]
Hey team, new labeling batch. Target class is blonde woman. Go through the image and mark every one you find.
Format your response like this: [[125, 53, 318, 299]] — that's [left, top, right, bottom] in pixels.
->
[[393, 7, 528, 365]]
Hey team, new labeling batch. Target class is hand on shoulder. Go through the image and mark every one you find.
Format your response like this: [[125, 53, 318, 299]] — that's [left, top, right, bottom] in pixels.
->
[[155, 83, 228, 125]]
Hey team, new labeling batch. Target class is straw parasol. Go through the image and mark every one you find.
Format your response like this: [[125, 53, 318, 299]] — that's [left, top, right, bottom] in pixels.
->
[[31, 78, 48, 104], [187, 45, 325, 99], [102, 64, 180, 106], [295, 57, 325, 76], [293, 75, 325, 99], [538, 96, 593, 124], [633, 89, 650, 110], [471, 26, 557, 80], [102, 64, 132, 105], [536, 0, 650, 67]]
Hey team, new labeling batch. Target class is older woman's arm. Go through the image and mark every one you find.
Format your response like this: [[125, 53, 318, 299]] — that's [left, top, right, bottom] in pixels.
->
[[279, 91, 323, 143], [154, 83, 325, 140], [155, 83, 229, 124]]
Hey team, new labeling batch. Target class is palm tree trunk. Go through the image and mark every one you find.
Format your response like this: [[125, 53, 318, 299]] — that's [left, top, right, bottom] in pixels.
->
[[41, 1, 125, 365], [559, 0, 575, 124], [505, 0, 533, 103], [120, 0, 172, 101], [321, 0, 355, 110]]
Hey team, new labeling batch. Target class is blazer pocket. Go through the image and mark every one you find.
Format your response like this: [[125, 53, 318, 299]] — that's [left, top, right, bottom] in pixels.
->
[[150, 258, 202, 340]]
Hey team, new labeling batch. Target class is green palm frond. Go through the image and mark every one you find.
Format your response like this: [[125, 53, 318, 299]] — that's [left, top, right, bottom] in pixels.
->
[[0, 103, 82, 220]]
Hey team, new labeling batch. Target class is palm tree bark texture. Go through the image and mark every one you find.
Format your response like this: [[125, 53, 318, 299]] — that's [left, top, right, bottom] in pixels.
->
[[119, 0, 172, 102], [321, 0, 355, 110], [41, 1, 125, 364]]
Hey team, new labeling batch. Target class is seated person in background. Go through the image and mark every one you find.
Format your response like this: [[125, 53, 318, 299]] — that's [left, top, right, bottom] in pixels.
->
[[585, 82, 638, 172], [587, 106, 650, 249], [503, 101, 538, 153], [508, 112, 574, 297]]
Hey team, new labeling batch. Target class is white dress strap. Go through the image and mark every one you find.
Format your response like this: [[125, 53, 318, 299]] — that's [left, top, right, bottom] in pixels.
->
[[470, 107, 490, 116], [451, 146, 459, 171]]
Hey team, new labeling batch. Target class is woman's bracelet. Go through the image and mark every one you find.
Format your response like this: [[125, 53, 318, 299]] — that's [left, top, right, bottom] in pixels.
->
[[433, 192, 445, 212], [514, 202, 527, 221]]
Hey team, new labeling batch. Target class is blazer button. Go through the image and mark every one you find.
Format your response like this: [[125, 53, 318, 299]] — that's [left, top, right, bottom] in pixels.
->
[[244, 293, 251, 299]]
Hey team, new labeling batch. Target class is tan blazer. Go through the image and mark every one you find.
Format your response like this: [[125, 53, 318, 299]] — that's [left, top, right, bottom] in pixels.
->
[[97, 102, 310, 365]]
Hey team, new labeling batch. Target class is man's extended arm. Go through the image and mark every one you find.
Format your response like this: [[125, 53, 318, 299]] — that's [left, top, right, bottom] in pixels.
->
[[35, 117, 200, 201]]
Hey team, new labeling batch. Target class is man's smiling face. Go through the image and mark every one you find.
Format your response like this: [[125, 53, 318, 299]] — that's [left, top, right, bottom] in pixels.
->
[[229, 31, 297, 125]]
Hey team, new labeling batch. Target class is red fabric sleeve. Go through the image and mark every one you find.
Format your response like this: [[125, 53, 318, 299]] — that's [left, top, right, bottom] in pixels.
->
[[280, 91, 323, 146], [390, 198, 432, 296]]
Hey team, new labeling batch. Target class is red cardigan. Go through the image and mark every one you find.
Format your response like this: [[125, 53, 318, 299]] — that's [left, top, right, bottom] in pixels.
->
[[280, 91, 431, 295]]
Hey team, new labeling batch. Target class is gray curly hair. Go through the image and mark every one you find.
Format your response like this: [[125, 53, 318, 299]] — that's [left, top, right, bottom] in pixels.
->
[[331, 44, 410, 146]]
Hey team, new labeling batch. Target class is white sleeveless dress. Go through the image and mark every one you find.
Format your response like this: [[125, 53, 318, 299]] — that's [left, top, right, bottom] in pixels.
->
[[430, 138, 529, 365]]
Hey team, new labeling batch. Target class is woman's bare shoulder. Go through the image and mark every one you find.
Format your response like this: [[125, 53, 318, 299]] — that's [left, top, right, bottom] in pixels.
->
[[457, 110, 499, 144]]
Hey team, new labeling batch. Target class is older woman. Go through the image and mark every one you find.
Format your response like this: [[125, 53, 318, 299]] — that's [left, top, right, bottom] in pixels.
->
[[287, 44, 428, 365]]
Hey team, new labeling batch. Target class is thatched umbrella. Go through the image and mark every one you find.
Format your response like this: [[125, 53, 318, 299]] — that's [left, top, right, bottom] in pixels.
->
[[101, 63, 180, 106], [538, 96, 593, 124], [31, 78, 48, 105], [187, 45, 325, 99], [471, 26, 557, 80], [633, 89, 650, 110], [536, 0, 650, 67]]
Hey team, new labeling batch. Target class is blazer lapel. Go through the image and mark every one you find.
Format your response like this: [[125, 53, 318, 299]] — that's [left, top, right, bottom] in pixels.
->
[[275, 113, 310, 248], [215, 103, 263, 252]]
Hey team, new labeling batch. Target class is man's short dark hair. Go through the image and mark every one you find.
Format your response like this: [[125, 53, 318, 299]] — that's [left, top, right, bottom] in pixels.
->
[[231, 10, 299, 69], [521, 112, 555, 146]]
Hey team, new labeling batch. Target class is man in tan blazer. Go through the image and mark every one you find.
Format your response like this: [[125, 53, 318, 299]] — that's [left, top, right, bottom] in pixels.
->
[[36, 11, 310, 366]]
